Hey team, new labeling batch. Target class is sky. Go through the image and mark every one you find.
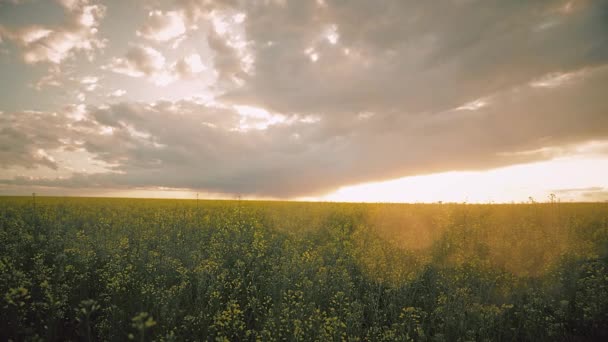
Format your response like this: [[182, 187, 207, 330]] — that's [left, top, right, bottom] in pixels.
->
[[0, 0, 607, 203]]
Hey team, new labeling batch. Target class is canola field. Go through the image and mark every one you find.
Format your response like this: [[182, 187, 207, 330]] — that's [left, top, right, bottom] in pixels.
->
[[1, 196, 607, 341]]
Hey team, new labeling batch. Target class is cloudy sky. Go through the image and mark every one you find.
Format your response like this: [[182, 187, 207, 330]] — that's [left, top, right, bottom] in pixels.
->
[[0, 0, 607, 202]]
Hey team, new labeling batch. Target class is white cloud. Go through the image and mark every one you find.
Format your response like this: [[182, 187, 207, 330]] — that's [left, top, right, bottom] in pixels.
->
[[325, 24, 339, 45], [456, 98, 488, 111], [19, 27, 53, 44], [183, 53, 205, 73], [206, 8, 253, 82], [57, 0, 88, 11], [137, 10, 187, 42], [78, 5, 101, 27], [529, 70, 583, 88], [106, 46, 210, 86], [0, 1, 106, 64], [173, 53, 206, 78], [80, 76, 98, 91], [104, 45, 167, 79], [233, 105, 287, 132], [108, 89, 126, 97]]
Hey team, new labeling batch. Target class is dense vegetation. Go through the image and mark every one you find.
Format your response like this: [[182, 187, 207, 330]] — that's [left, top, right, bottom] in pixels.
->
[[1, 197, 607, 341]]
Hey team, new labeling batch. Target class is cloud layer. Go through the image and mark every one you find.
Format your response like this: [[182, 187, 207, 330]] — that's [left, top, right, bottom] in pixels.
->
[[1, 0, 608, 198]]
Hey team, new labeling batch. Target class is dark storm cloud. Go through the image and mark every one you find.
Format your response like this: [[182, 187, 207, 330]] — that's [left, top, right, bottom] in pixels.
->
[[1, 0, 608, 197], [551, 186, 608, 202], [554, 187, 604, 194], [0, 110, 72, 170], [2, 63, 608, 197], [215, 0, 608, 116]]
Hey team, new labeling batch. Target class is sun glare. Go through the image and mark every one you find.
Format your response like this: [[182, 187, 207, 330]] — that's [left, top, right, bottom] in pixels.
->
[[320, 157, 608, 203]]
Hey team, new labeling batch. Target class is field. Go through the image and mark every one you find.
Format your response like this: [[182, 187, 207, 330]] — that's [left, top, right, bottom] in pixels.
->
[[1, 197, 607, 341]]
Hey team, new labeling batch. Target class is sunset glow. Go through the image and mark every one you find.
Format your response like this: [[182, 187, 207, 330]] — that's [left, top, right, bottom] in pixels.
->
[[320, 156, 608, 203]]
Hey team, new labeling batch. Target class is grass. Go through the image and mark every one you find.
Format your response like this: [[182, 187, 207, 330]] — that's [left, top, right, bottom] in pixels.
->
[[1, 196, 607, 341]]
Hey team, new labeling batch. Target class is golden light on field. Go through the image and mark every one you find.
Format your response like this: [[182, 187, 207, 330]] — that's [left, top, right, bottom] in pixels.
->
[[319, 157, 608, 203]]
